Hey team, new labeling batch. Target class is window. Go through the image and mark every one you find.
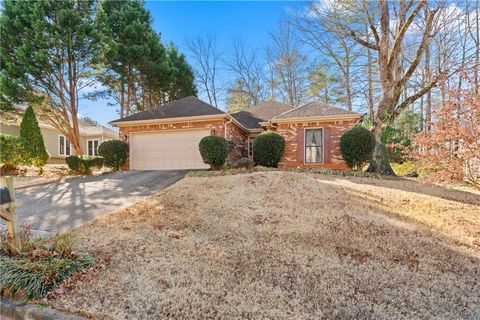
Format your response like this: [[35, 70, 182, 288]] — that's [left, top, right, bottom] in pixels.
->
[[59, 135, 71, 156], [248, 139, 254, 159], [87, 139, 99, 156], [305, 129, 323, 163]]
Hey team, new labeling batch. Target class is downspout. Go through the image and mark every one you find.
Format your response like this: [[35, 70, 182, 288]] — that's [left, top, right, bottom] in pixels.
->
[[224, 116, 234, 161], [224, 116, 233, 139]]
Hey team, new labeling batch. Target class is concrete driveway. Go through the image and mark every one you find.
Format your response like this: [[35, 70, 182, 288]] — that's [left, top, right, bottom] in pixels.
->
[[12, 170, 186, 236]]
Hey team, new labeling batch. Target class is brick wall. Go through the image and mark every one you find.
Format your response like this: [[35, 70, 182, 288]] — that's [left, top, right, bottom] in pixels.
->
[[271, 120, 356, 170], [225, 121, 248, 160], [119, 119, 226, 140]]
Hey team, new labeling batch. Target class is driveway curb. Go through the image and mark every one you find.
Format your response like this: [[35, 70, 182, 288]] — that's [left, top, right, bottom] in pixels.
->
[[14, 171, 115, 190], [0, 298, 86, 320], [15, 179, 61, 190]]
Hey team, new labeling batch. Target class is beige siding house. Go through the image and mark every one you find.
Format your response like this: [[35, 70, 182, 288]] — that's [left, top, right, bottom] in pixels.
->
[[0, 109, 118, 163]]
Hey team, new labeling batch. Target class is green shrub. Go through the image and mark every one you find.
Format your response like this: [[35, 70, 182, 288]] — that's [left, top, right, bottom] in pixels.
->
[[252, 131, 285, 167], [66, 155, 103, 175], [0, 254, 95, 301], [20, 106, 49, 168], [0, 134, 30, 167], [98, 140, 128, 171], [198, 136, 229, 170], [88, 156, 104, 168], [0, 229, 94, 302], [340, 126, 376, 170]]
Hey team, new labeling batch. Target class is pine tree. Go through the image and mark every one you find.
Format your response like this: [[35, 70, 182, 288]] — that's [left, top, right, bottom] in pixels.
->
[[226, 79, 252, 112], [20, 106, 49, 169], [165, 44, 197, 101], [98, 0, 196, 115], [1, 0, 100, 155]]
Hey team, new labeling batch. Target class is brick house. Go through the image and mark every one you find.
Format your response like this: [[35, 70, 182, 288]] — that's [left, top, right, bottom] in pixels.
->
[[110, 96, 360, 170]]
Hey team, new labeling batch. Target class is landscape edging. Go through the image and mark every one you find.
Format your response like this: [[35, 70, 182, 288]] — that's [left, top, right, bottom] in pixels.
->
[[0, 298, 86, 320]]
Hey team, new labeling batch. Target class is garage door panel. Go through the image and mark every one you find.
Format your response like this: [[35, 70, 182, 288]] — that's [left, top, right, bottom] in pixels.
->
[[131, 130, 210, 170]]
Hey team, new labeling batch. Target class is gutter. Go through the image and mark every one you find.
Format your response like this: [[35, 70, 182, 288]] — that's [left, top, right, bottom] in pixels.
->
[[225, 114, 250, 134], [110, 114, 226, 127], [266, 114, 361, 125], [109, 113, 253, 135]]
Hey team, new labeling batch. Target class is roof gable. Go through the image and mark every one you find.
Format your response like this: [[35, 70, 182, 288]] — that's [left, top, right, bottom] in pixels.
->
[[273, 101, 360, 120], [230, 100, 293, 130], [111, 96, 224, 124]]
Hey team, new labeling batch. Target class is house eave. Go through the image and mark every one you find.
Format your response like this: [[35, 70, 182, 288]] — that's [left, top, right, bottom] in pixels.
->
[[110, 114, 227, 127], [225, 114, 252, 133], [267, 114, 361, 124]]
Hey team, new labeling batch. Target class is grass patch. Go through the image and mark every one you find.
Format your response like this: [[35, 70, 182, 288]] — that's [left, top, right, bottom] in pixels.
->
[[50, 171, 480, 319], [391, 161, 427, 177], [188, 166, 395, 179]]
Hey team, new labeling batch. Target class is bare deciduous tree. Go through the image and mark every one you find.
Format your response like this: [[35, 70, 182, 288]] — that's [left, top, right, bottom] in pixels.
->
[[225, 39, 268, 106], [292, 1, 363, 111], [185, 34, 222, 108], [266, 23, 309, 107], [312, 0, 448, 174]]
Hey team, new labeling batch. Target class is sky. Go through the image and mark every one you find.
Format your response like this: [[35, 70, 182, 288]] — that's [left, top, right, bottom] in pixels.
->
[[81, 1, 299, 128]]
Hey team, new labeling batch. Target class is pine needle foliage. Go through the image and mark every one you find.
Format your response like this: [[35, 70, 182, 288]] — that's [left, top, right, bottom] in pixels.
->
[[19, 106, 49, 168]]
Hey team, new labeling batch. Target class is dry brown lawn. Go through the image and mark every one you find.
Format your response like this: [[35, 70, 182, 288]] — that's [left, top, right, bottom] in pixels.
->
[[50, 172, 480, 320]]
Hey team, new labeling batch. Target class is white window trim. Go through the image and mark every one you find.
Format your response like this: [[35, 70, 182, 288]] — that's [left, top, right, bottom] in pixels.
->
[[303, 127, 324, 164], [247, 138, 254, 160], [58, 135, 71, 157], [86, 139, 100, 156]]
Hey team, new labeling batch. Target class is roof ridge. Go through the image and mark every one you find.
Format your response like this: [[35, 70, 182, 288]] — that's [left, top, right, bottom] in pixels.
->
[[270, 102, 310, 120], [230, 100, 292, 114], [150, 95, 195, 111], [269, 100, 359, 121]]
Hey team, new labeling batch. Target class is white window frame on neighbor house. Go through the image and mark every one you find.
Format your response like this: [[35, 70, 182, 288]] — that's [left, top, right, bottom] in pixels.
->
[[58, 135, 71, 157], [87, 139, 100, 156], [304, 128, 324, 164]]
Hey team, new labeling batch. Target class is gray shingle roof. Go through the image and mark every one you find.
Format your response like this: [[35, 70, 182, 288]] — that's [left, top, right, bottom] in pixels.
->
[[110, 96, 224, 123], [230, 100, 293, 130], [273, 101, 359, 120]]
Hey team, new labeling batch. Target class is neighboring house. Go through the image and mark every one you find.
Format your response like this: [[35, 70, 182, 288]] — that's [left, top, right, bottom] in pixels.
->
[[0, 109, 118, 163], [111, 96, 360, 170]]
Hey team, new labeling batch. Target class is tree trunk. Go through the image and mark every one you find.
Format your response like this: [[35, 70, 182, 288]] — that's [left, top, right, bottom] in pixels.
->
[[424, 10, 432, 131], [67, 55, 82, 155], [475, 0, 480, 91], [120, 74, 125, 118], [366, 124, 395, 175], [367, 44, 374, 121]]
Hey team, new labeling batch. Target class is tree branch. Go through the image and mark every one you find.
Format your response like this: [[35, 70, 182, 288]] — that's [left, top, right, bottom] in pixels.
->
[[398, 8, 438, 88], [348, 29, 380, 50], [387, 0, 427, 70], [361, 0, 380, 44], [395, 80, 437, 115]]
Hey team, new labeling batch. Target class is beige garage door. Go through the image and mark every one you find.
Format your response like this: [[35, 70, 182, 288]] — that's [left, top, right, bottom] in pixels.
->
[[130, 130, 211, 170]]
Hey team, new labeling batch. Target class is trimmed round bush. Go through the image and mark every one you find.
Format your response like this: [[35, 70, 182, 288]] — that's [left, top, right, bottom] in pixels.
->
[[253, 131, 285, 167], [340, 126, 376, 170], [0, 134, 30, 167], [98, 140, 129, 171], [66, 155, 102, 175], [198, 136, 229, 170]]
